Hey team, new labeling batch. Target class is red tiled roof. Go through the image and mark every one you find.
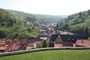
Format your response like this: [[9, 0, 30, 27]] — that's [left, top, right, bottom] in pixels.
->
[[76, 40, 90, 47], [0, 47, 6, 50], [0, 40, 6, 44]]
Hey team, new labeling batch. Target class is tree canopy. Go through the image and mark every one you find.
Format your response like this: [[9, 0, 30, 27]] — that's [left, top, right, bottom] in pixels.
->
[[55, 10, 90, 36], [0, 8, 65, 40]]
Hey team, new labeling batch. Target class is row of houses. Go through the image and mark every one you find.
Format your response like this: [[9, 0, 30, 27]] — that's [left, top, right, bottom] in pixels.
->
[[0, 32, 89, 52], [0, 36, 46, 52], [49, 34, 90, 47], [40, 23, 90, 48], [0, 38, 27, 52]]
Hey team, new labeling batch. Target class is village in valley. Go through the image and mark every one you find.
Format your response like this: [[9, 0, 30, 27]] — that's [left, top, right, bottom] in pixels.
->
[[0, 23, 89, 52], [0, 0, 90, 60]]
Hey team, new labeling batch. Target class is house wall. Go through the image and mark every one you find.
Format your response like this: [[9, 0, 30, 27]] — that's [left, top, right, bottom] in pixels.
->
[[73, 44, 76, 47], [54, 43, 63, 47], [63, 42, 73, 47], [27, 43, 37, 49], [54, 40, 90, 48], [54, 42, 73, 48]]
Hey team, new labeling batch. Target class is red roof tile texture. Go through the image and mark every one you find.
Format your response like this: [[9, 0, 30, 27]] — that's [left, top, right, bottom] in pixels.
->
[[76, 40, 90, 47]]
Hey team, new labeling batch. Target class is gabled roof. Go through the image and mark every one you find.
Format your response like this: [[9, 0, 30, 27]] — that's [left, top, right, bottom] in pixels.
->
[[50, 34, 88, 43], [50, 34, 58, 43], [54, 35, 63, 43]]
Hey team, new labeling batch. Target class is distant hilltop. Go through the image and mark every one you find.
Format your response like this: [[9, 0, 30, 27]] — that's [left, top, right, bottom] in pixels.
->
[[0, 8, 66, 40], [55, 10, 90, 37]]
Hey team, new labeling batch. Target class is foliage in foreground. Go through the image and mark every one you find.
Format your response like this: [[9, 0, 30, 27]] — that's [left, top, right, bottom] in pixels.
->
[[0, 50, 90, 60]]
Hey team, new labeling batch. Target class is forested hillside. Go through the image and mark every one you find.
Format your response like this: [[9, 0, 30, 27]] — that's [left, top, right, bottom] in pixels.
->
[[0, 8, 65, 40], [55, 10, 90, 36]]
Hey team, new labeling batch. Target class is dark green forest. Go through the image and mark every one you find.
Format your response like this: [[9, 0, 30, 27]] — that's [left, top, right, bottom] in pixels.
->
[[0, 8, 64, 40], [55, 10, 90, 36]]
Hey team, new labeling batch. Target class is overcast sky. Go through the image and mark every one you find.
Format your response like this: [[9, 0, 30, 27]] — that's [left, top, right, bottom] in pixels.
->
[[0, 0, 90, 15]]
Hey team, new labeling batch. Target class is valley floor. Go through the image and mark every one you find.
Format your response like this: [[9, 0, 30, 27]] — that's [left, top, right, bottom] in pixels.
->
[[0, 50, 90, 60]]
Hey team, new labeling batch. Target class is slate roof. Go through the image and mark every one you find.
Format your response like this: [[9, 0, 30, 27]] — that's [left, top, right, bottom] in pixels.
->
[[50, 34, 88, 43]]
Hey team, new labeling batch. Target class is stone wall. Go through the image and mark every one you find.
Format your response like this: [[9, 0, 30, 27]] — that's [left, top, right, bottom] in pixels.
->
[[0, 47, 90, 56]]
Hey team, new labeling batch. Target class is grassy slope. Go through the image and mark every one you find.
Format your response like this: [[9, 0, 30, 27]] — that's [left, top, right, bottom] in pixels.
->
[[0, 50, 90, 60]]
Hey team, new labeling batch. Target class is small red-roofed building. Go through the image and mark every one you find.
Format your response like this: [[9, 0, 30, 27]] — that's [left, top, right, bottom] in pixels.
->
[[75, 40, 90, 47]]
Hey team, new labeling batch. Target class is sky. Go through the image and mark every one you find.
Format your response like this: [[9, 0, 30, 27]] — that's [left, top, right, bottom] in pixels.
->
[[0, 0, 90, 15]]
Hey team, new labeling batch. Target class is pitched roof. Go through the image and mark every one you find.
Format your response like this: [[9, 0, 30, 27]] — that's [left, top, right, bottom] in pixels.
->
[[54, 35, 63, 43], [50, 34, 58, 43], [0, 40, 6, 44], [50, 34, 88, 43], [76, 40, 90, 47]]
